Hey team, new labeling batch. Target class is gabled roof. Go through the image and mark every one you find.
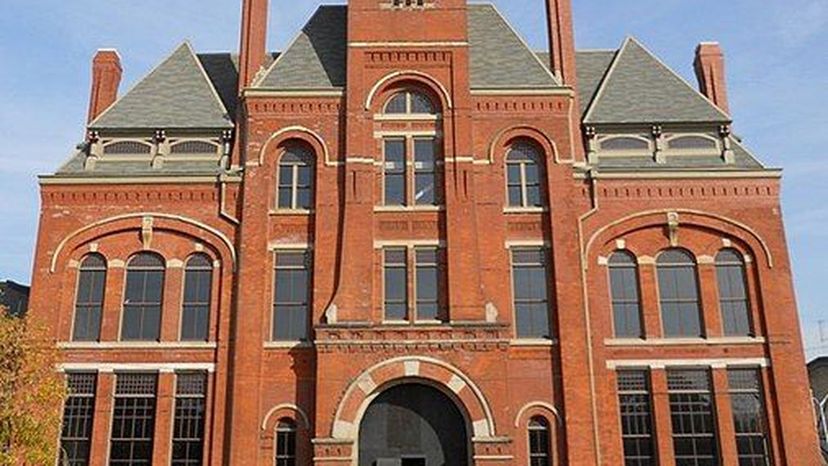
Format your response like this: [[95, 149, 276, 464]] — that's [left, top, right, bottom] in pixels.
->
[[467, 4, 559, 89], [90, 42, 234, 130], [256, 6, 346, 89], [256, 4, 559, 90], [584, 38, 730, 125]]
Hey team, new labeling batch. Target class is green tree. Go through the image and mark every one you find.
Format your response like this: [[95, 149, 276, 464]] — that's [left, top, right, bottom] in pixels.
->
[[0, 308, 66, 465]]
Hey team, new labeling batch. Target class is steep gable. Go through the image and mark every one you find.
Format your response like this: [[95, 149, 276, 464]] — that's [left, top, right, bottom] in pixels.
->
[[584, 38, 730, 124], [90, 42, 233, 130]]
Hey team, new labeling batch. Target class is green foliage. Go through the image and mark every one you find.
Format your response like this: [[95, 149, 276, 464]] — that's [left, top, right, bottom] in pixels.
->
[[0, 308, 66, 465]]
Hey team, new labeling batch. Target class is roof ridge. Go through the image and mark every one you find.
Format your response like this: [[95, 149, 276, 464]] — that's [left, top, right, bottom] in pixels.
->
[[581, 37, 628, 122], [185, 41, 232, 119], [88, 42, 191, 129], [625, 37, 730, 121]]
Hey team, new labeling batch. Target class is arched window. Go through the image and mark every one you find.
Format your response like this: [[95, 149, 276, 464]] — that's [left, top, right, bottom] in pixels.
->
[[657, 249, 703, 338], [667, 135, 719, 151], [528, 417, 552, 466], [181, 254, 213, 341], [275, 419, 297, 466], [122, 253, 165, 341], [277, 144, 315, 210], [72, 254, 107, 341], [383, 90, 437, 115], [608, 251, 643, 338], [506, 142, 544, 208], [599, 136, 651, 152], [715, 249, 752, 336]]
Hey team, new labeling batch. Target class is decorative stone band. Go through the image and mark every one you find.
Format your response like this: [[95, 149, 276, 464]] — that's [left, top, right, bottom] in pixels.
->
[[606, 357, 770, 370], [57, 362, 216, 373]]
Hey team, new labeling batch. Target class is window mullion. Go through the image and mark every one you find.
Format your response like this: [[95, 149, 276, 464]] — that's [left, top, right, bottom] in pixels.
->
[[520, 163, 529, 208]]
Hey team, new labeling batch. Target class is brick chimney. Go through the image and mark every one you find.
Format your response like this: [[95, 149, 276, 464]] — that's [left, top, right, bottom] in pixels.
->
[[238, 0, 269, 91], [694, 42, 730, 115], [87, 49, 122, 123], [545, 0, 578, 88]]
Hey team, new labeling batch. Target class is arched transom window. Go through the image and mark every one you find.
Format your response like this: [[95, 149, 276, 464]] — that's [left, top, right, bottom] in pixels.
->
[[506, 142, 545, 208], [383, 90, 437, 115], [277, 144, 315, 211]]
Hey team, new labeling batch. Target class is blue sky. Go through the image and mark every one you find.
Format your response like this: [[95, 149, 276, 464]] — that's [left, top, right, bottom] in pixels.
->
[[0, 0, 825, 358]]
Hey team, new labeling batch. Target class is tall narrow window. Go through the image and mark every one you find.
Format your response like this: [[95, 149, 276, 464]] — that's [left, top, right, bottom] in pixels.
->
[[728, 369, 771, 466], [657, 250, 703, 338], [273, 251, 310, 341], [172, 372, 207, 466], [716, 249, 752, 336], [512, 248, 551, 339], [528, 417, 552, 466], [617, 370, 656, 466], [415, 248, 441, 321], [73, 254, 107, 341], [110, 373, 157, 465], [122, 253, 165, 341], [609, 251, 643, 338], [384, 248, 408, 321], [181, 255, 212, 341], [667, 369, 719, 466], [277, 145, 314, 210], [506, 142, 544, 208], [275, 420, 298, 466], [59, 373, 97, 466], [384, 138, 407, 206], [414, 138, 438, 205]]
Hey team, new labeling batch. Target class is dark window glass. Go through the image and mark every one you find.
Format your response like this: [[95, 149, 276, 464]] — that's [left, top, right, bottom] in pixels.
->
[[384, 248, 408, 321], [512, 249, 551, 339], [728, 369, 771, 466], [73, 254, 107, 341], [609, 252, 643, 338], [275, 420, 297, 466], [172, 372, 207, 466], [384, 91, 436, 115], [657, 250, 703, 338], [528, 417, 551, 466], [273, 251, 310, 341], [59, 373, 97, 466], [122, 254, 164, 341], [667, 369, 719, 466], [668, 136, 718, 151], [617, 370, 656, 466], [506, 142, 544, 208], [384, 139, 407, 206], [277, 145, 314, 210], [414, 138, 438, 205], [415, 248, 441, 321], [716, 250, 752, 336], [181, 255, 212, 341], [601, 136, 651, 151], [110, 373, 157, 466]]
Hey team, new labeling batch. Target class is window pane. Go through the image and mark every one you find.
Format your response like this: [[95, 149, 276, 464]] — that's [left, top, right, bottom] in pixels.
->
[[657, 250, 702, 338], [110, 374, 156, 465], [716, 250, 752, 336], [617, 370, 655, 466], [60, 373, 97, 466], [384, 139, 407, 206], [667, 370, 719, 466], [172, 373, 207, 466], [410, 92, 435, 114], [385, 93, 407, 114], [273, 252, 310, 341], [415, 249, 440, 321], [728, 369, 770, 466], [512, 249, 550, 339], [182, 259, 212, 342], [384, 249, 408, 321]]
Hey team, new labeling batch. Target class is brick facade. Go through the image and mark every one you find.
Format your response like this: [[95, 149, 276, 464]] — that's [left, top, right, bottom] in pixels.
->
[[30, 1, 820, 465]]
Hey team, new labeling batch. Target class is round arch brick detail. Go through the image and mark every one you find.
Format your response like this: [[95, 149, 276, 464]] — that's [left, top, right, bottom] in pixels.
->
[[331, 356, 496, 440]]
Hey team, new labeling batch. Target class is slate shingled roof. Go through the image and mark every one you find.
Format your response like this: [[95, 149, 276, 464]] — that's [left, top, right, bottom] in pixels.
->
[[257, 4, 558, 90], [90, 42, 234, 130], [537, 50, 616, 113], [584, 38, 730, 124], [256, 6, 347, 89]]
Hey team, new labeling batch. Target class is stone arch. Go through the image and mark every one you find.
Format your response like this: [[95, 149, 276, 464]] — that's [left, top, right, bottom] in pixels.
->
[[365, 70, 453, 112], [50, 213, 236, 273], [513, 401, 563, 428], [488, 125, 560, 165], [585, 209, 774, 270], [261, 403, 311, 431], [257, 126, 331, 167], [332, 356, 496, 440]]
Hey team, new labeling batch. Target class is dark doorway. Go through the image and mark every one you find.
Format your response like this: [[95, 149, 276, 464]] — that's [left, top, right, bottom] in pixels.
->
[[358, 383, 469, 466]]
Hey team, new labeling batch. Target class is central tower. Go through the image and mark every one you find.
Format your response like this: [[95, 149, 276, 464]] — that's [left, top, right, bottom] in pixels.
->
[[347, 0, 469, 43]]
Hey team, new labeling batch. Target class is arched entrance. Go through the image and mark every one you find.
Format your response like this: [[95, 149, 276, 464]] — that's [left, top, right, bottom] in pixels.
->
[[358, 383, 469, 466]]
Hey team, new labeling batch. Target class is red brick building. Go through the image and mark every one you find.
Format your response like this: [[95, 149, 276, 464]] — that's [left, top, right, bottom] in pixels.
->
[[31, 0, 820, 465]]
